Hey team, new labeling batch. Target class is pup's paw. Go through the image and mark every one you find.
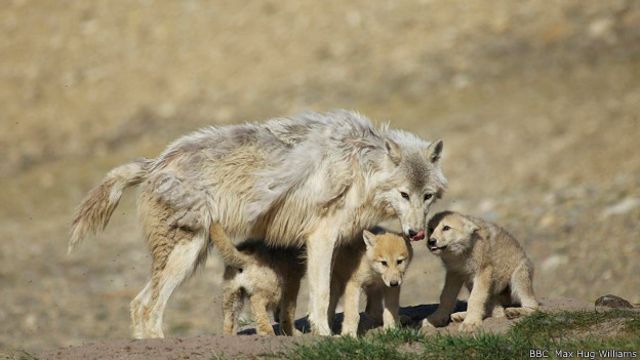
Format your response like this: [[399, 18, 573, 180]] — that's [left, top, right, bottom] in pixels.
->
[[425, 313, 450, 328], [504, 307, 524, 319], [450, 311, 467, 323], [459, 318, 482, 332]]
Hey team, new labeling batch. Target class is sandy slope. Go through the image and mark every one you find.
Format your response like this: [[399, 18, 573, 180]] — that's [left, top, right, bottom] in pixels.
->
[[1, 0, 639, 353]]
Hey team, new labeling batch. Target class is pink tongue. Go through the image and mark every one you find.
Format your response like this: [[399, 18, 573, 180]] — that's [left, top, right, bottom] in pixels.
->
[[411, 230, 425, 241]]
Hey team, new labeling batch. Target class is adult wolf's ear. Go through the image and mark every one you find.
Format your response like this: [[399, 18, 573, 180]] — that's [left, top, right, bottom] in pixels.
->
[[385, 139, 402, 165], [426, 139, 443, 163], [363, 230, 377, 248]]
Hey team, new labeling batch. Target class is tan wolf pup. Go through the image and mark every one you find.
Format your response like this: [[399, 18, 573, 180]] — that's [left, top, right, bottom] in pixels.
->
[[423, 211, 538, 332], [209, 222, 305, 336], [329, 230, 413, 336]]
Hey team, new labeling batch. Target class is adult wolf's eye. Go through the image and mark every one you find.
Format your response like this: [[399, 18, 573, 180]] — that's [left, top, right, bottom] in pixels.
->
[[442, 225, 451, 231], [381, 260, 388, 266], [424, 193, 433, 201], [400, 192, 410, 200], [397, 259, 403, 265]]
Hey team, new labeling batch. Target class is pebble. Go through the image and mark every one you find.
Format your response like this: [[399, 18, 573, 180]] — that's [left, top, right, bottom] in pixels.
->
[[600, 197, 640, 218]]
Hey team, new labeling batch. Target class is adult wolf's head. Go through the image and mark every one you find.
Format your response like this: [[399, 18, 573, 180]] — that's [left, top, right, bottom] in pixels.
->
[[374, 130, 447, 241], [363, 230, 413, 287]]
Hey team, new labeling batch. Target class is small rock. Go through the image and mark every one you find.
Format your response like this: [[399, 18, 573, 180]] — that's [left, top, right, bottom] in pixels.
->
[[600, 197, 640, 218], [538, 213, 557, 228], [541, 255, 568, 272], [595, 294, 633, 309], [23, 313, 37, 331], [588, 17, 616, 43]]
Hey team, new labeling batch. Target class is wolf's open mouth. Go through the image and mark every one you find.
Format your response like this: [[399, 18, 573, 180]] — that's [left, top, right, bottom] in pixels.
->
[[429, 245, 447, 252], [410, 230, 426, 241]]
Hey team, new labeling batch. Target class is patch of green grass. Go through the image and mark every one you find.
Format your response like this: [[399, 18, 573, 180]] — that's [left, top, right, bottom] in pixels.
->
[[284, 310, 640, 360], [0, 349, 40, 360]]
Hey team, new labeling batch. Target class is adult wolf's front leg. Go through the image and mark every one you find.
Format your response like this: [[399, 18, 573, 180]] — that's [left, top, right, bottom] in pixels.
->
[[306, 224, 339, 336]]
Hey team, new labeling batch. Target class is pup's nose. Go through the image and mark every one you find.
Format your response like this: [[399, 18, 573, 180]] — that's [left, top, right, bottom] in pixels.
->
[[389, 280, 399, 287], [427, 238, 437, 247]]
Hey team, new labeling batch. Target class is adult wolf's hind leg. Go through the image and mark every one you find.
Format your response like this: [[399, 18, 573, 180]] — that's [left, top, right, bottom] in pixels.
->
[[505, 262, 538, 319], [130, 281, 152, 339], [142, 232, 207, 338]]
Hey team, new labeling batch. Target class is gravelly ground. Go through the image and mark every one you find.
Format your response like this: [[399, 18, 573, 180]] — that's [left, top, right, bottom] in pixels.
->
[[1, 0, 639, 354]]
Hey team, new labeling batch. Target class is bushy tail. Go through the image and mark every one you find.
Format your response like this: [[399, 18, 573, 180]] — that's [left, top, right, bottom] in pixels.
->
[[208, 222, 252, 269], [68, 158, 153, 253]]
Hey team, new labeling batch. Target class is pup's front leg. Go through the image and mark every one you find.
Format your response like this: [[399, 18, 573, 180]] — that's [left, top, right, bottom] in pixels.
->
[[341, 281, 362, 336], [460, 267, 492, 332], [382, 285, 401, 330], [279, 278, 302, 336], [423, 272, 464, 329], [306, 224, 339, 336]]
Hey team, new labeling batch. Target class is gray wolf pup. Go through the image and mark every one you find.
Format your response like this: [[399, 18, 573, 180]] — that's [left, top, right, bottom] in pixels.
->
[[209, 222, 305, 336], [69, 110, 446, 337], [422, 211, 538, 332], [330, 230, 413, 336]]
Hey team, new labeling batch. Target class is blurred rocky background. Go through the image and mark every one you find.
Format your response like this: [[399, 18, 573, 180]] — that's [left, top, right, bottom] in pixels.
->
[[1, 0, 639, 351]]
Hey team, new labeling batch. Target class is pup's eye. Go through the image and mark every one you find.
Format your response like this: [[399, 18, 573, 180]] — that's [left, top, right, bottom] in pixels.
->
[[238, 268, 243, 273], [400, 192, 410, 200], [424, 193, 433, 201], [442, 225, 451, 231], [397, 259, 404, 265], [428, 227, 434, 234], [381, 260, 388, 266]]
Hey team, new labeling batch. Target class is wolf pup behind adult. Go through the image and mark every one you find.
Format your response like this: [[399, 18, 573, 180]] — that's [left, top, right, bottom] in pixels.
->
[[330, 230, 413, 336], [209, 223, 305, 336], [69, 110, 446, 337], [422, 211, 538, 332]]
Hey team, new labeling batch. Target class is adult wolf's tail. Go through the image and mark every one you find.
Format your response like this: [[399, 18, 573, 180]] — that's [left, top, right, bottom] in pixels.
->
[[208, 222, 252, 269], [68, 158, 153, 253]]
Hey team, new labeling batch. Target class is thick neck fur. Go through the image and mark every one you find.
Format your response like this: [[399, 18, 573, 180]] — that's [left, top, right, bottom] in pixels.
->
[[440, 231, 486, 274]]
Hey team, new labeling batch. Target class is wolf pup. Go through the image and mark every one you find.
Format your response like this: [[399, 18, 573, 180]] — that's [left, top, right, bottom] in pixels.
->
[[209, 223, 305, 336], [329, 230, 413, 336], [422, 211, 538, 332]]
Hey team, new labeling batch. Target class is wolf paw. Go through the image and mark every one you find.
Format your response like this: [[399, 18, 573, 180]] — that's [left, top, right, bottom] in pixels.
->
[[425, 313, 450, 328], [450, 311, 467, 323], [459, 318, 482, 332], [504, 307, 536, 319]]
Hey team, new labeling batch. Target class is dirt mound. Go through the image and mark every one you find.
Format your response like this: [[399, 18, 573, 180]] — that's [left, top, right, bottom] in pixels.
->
[[34, 336, 315, 360], [27, 297, 594, 360]]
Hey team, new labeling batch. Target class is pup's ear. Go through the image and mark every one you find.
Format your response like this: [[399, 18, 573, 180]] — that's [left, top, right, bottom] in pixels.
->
[[362, 230, 377, 248], [425, 139, 443, 163], [462, 218, 480, 236], [384, 139, 402, 165]]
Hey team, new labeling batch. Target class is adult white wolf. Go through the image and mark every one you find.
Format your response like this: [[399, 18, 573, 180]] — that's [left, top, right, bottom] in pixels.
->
[[69, 110, 447, 337]]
